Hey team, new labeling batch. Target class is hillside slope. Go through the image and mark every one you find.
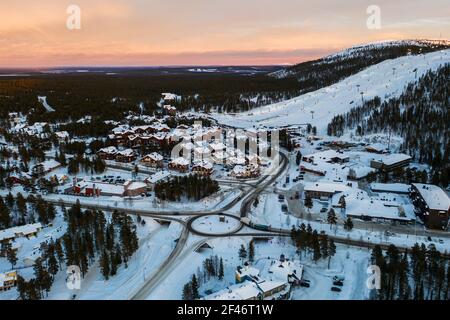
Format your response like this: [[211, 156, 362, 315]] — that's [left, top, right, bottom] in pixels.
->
[[213, 49, 450, 133], [270, 39, 449, 80]]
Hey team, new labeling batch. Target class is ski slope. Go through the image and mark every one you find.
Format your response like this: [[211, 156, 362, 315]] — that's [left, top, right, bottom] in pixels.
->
[[213, 49, 450, 134]]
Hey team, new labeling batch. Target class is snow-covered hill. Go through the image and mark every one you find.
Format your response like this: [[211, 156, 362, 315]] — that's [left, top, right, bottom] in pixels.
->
[[321, 39, 449, 62], [213, 49, 450, 134], [270, 39, 449, 79]]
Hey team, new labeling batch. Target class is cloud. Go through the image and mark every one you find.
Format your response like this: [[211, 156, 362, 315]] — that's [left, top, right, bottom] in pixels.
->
[[0, 0, 448, 67]]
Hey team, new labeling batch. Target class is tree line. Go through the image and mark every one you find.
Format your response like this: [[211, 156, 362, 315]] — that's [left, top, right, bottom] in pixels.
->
[[370, 242, 450, 300], [155, 174, 220, 202], [182, 255, 225, 300], [291, 223, 337, 267], [16, 202, 139, 299]]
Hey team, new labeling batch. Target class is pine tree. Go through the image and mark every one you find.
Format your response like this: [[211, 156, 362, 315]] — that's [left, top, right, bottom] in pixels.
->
[[327, 209, 337, 230], [47, 254, 59, 276], [6, 245, 18, 268], [218, 258, 224, 280], [344, 216, 353, 231], [327, 239, 336, 269], [319, 234, 329, 259], [339, 196, 346, 211], [0, 196, 11, 228], [238, 244, 247, 260], [100, 250, 110, 280], [16, 192, 27, 224], [296, 151, 302, 165], [5, 192, 14, 208], [304, 194, 313, 212], [33, 258, 53, 297], [312, 231, 321, 263], [182, 282, 192, 300], [248, 240, 255, 262], [191, 274, 200, 299]]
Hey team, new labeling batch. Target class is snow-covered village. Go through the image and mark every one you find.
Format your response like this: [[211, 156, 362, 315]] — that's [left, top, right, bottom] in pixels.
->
[[0, 1, 449, 311]]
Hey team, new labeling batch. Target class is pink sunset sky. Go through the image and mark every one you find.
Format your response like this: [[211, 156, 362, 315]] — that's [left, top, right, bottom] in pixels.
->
[[0, 0, 449, 68]]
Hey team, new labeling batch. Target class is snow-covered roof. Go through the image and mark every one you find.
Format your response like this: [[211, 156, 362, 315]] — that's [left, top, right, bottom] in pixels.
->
[[194, 146, 211, 155], [147, 171, 171, 184], [162, 93, 177, 100], [209, 142, 226, 151], [304, 149, 350, 161], [116, 149, 134, 157], [372, 153, 412, 166], [237, 265, 260, 278], [203, 281, 261, 300], [143, 152, 163, 162], [412, 184, 450, 211], [112, 125, 130, 134], [268, 260, 303, 282], [366, 143, 388, 152], [193, 160, 213, 170], [99, 146, 118, 154], [125, 181, 147, 190], [231, 165, 246, 175], [257, 280, 287, 293], [370, 183, 410, 194], [33, 159, 61, 172], [80, 182, 125, 196], [0, 223, 43, 241], [228, 156, 246, 166], [304, 181, 354, 194], [341, 189, 415, 221], [55, 131, 69, 139], [170, 157, 190, 166]]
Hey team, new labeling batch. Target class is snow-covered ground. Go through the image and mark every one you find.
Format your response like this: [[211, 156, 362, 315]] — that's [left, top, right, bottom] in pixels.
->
[[0, 214, 184, 300], [213, 49, 450, 134], [191, 215, 241, 234], [249, 189, 450, 253], [37, 96, 55, 112], [46, 218, 181, 300], [145, 236, 371, 300]]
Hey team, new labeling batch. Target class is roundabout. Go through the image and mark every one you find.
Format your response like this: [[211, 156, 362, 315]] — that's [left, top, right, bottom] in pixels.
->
[[187, 213, 243, 237]]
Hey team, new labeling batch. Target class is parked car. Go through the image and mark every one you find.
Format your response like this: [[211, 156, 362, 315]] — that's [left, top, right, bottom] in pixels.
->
[[333, 280, 344, 286], [333, 275, 345, 282], [281, 204, 288, 212], [331, 287, 342, 292], [299, 280, 310, 288], [320, 207, 327, 213]]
